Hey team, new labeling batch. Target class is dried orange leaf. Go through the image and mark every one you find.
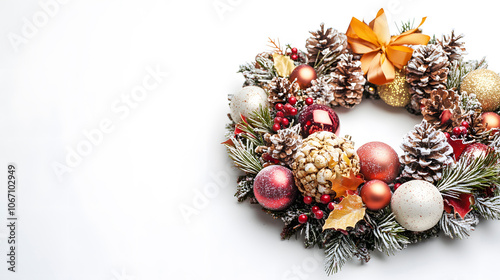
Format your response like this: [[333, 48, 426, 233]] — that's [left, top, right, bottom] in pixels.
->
[[273, 53, 295, 77], [323, 195, 366, 231], [330, 170, 364, 198]]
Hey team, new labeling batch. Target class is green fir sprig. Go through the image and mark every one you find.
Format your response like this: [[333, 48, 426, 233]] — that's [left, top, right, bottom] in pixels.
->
[[395, 19, 415, 34], [436, 152, 500, 199], [224, 137, 262, 174]]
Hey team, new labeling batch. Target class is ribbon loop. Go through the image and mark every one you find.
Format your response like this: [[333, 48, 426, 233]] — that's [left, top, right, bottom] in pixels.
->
[[346, 9, 430, 85]]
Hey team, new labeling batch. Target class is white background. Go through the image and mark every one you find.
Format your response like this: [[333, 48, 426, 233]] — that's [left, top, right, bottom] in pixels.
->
[[0, 0, 499, 279]]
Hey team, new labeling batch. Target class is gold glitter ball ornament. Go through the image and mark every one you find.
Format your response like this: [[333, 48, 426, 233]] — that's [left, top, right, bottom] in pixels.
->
[[460, 69, 500, 112], [377, 69, 411, 107]]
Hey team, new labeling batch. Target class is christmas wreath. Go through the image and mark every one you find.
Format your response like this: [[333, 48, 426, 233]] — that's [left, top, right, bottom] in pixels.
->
[[223, 9, 500, 274]]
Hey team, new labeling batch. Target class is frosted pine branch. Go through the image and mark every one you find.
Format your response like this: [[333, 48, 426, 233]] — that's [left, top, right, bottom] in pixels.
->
[[224, 137, 263, 174], [436, 152, 500, 199], [439, 212, 478, 239], [475, 196, 500, 220], [324, 234, 356, 275], [367, 213, 409, 256]]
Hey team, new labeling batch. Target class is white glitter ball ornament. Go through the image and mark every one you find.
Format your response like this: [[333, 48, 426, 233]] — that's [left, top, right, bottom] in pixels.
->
[[230, 86, 269, 123], [391, 180, 443, 232]]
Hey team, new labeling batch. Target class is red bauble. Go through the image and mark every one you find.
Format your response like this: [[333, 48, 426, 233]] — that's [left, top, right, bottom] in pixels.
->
[[481, 112, 500, 131], [461, 143, 491, 160], [360, 180, 392, 210], [298, 104, 340, 137], [253, 166, 297, 211], [290, 65, 317, 89], [357, 142, 400, 183]]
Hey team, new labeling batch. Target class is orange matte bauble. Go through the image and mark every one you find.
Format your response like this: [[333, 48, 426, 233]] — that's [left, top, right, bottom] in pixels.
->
[[357, 141, 400, 183], [481, 112, 500, 131], [360, 180, 392, 210], [289, 65, 317, 89]]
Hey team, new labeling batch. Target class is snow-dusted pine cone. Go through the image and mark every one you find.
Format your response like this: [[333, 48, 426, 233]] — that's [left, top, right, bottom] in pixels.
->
[[437, 30, 466, 63], [400, 120, 454, 183], [306, 23, 347, 74], [406, 44, 450, 113], [291, 131, 360, 202], [329, 54, 366, 108], [303, 75, 335, 105], [421, 88, 462, 133], [267, 77, 300, 105], [459, 91, 489, 140], [258, 125, 302, 167]]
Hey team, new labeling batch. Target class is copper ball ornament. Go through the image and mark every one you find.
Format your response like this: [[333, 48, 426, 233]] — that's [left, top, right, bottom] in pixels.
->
[[357, 142, 400, 183], [460, 69, 500, 112], [298, 104, 340, 137], [289, 64, 317, 89], [360, 180, 392, 210], [253, 165, 298, 211], [481, 112, 500, 131]]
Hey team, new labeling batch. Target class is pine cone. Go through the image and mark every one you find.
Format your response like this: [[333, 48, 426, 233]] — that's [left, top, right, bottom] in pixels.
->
[[437, 31, 466, 63], [421, 88, 462, 133], [267, 77, 300, 104], [306, 23, 347, 73], [459, 91, 489, 140], [330, 54, 366, 108], [400, 120, 454, 183], [258, 125, 303, 167], [291, 131, 360, 202], [406, 45, 450, 113], [304, 75, 334, 105]]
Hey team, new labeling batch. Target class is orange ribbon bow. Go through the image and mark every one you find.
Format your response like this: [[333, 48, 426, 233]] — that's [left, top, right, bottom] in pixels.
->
[[346, 9, 430, 85]]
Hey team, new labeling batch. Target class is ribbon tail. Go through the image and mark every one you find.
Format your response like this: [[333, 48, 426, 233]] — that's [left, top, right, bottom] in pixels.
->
[[360, 51, 379, 74], [366, 53, 395, 85]]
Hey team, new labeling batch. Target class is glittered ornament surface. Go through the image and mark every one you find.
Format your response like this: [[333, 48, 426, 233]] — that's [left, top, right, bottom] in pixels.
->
[[391, 180, 443, 231], [253, 165, 297, 211], [460, 69, 500, 112], [377, 69, 411, 107], [357, 142, 400, 183]]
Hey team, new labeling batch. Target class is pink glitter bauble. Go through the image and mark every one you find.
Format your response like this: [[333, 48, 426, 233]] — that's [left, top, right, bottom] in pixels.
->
[[253, 166, 297, 211], [357, 141, 400, 184], [298, 104, 340, 137]]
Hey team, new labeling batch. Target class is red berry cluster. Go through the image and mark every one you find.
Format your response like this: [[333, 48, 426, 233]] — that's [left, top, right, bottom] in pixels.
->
[[447, 121, 470, 138], [298, 194, 334, 223], [290, 47, 298, 61], [273, 97, 298, 131]]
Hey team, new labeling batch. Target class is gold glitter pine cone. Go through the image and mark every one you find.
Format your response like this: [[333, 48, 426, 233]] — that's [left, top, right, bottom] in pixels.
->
[[291, 131, 360, 202]]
